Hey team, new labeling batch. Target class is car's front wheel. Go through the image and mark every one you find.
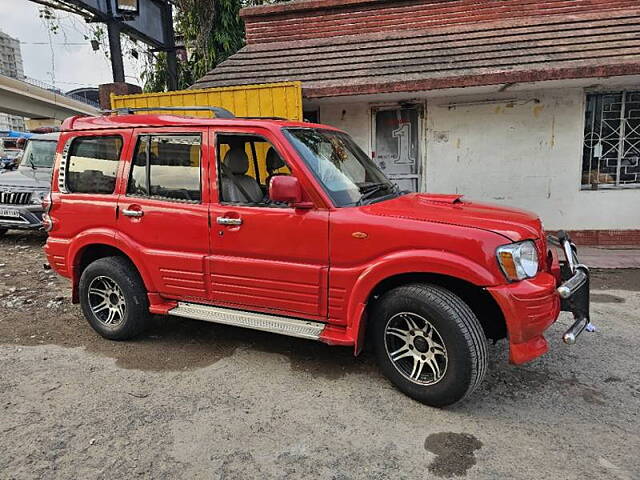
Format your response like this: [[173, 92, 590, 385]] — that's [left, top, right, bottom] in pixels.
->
[[0, 228, 7, 237], [372, 283, 488, 407], [79, 256, 151, 340]]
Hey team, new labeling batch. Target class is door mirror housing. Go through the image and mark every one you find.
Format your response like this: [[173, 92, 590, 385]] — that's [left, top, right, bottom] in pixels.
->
[[269, 176, 311, 208]]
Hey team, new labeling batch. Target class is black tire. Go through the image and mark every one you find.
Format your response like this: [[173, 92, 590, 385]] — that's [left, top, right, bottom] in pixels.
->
[[371, 283, 487, 407], [0, 228, 7, 237], [78, 256, 151, 340]]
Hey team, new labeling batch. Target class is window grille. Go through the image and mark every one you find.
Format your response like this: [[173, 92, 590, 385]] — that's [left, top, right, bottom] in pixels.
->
[[582, 91, 640, 189]]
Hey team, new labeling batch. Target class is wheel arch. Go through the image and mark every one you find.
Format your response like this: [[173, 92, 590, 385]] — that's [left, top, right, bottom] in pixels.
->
[[347, 251, 507, 354], [368, 272, 505, 340], [69, 234, 155, 303]]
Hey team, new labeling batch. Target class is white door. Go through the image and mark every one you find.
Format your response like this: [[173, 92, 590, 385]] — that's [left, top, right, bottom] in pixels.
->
[[371, 105, 422, 192]]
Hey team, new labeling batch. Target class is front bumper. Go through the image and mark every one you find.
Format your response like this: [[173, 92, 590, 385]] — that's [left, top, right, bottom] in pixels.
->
[[549, 231, 591, 345], [0, 204, 44, 230], [487, 231, 590, 364]]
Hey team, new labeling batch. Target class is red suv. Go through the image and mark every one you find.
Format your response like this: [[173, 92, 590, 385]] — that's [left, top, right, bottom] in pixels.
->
[[44, 107, 590, 407]]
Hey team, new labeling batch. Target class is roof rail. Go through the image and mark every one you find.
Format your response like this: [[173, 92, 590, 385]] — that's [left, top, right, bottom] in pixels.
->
[[111, 106, 236, 119], [238, 116, 288, 121]]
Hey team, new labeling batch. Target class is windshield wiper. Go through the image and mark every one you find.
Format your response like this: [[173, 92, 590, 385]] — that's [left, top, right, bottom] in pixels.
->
[[356, 183, 395, 205], [26, 155, 37, 170]]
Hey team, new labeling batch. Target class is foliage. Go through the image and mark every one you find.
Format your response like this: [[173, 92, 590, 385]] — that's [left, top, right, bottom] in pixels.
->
[[141, 0, 289, 92], [35, 0, 289, 92]]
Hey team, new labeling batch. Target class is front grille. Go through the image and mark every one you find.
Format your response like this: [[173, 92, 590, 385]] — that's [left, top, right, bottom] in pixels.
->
[[0, 191, 32, 205]]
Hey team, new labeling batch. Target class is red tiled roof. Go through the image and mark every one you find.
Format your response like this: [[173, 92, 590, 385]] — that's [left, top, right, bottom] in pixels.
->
[[240, 0, 640, 45], [193, 7, 640, 98]]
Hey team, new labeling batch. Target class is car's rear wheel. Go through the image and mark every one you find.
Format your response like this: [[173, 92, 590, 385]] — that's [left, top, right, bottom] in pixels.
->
[[371, 283, 487, 407], [79, 256, 151, 340]]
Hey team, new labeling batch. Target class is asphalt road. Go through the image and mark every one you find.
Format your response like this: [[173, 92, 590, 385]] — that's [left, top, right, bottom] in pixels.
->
[[1, 231, 639, 479]]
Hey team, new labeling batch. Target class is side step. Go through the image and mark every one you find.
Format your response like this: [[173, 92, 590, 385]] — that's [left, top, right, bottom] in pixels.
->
[[169, 302, 325, 340]]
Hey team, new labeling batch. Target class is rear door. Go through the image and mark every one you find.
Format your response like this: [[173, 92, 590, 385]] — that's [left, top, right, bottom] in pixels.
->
[[116, 127, 211, 301]]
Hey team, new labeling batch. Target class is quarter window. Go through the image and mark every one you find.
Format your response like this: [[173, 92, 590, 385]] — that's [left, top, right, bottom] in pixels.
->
[[127, 134, 201, 202], [582, 91, 640, 189], [66, 136, 123, 194]]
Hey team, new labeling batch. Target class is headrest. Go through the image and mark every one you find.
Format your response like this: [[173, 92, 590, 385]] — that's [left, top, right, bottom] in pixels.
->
[[266, 147, 285, 172], [224, 147, 249, 174]]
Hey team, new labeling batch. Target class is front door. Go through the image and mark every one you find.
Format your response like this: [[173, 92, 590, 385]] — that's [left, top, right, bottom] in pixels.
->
[[208, 128, 329, 320], [372, 105, 422, 192], [117, 128, 211, 301]]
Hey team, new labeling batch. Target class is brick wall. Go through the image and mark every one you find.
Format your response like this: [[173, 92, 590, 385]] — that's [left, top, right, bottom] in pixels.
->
[[241, 0, 638, 44], [548, 230, 640, 246]]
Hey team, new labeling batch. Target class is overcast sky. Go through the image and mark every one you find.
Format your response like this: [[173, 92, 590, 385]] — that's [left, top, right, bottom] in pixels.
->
[[1, 0, 142, 92]]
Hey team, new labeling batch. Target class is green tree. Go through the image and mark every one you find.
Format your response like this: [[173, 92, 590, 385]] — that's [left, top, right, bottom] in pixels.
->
[[142, 0, 287, 92]]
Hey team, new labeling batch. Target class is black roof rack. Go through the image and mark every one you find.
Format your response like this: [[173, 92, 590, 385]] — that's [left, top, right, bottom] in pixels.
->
[[237, 116, 288, 121], [111, 106, 236, 119]]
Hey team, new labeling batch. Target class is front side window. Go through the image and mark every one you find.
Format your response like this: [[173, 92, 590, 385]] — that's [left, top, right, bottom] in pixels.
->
[[582, 91, 640, 189], [283, 128, 398, 207], [66, 136, 123, 194], [127, 134, 201, 202], [216, 133, 291, 205]]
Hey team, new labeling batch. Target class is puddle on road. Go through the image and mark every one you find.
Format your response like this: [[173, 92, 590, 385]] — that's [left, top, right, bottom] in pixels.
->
[[591, 293, 625, 304], [590, 269, 640, 292], [424, 432, 482, 477], [482, 365, 607, 406]]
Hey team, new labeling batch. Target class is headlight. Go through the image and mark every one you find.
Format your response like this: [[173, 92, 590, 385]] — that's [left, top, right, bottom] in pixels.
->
[[496, 240, 539, 281], [31, 191, 47, 205]]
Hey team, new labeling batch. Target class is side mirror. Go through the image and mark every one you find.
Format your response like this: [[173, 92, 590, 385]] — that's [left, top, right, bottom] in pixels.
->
[[269, 176, 311, 208]]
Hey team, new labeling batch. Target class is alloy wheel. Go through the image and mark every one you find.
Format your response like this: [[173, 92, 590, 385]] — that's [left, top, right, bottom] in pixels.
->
[[384, 312, 448, 385], [87, 276, 127, 327]]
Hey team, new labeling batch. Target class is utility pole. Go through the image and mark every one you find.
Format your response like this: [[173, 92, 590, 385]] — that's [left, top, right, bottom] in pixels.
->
[[104, 0, 125, 83], [107, 22, 126, 83], [163, 0, 178, 90]]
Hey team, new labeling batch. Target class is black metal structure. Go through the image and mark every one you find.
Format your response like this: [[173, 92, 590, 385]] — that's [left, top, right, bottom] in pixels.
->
[[35, 0, 177, 89]]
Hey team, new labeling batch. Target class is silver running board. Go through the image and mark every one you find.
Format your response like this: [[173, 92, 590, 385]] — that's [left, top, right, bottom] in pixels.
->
[[169, 302, 324, 340]]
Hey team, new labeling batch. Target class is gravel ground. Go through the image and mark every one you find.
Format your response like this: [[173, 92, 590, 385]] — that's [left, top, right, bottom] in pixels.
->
[[0, 231, 639, 479]]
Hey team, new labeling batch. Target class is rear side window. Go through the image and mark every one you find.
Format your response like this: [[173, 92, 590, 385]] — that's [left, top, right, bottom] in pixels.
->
[[66, 136, 123, 194], [127, 134, 201, 203]]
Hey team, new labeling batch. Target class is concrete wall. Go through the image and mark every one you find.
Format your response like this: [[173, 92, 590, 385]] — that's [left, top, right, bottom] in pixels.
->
[[317, 88, 640, 231], [317, 102, 372, 156]]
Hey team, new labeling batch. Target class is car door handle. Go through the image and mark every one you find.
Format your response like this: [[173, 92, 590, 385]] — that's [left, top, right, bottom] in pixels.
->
[[122, 209, 144, 218], [217, 217, 242, 226]]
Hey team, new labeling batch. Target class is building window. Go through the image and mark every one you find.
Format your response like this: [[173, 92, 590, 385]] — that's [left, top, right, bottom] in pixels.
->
[[582, 91, 640, 189]]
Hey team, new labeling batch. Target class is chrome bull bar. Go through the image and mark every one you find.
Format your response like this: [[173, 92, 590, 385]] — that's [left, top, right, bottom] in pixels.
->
[[547, 231, 591, 345]]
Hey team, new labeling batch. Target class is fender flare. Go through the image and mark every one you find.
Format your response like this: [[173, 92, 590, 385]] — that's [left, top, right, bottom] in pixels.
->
[[346, 249, 501, 353], [68, 229, 157, 294]]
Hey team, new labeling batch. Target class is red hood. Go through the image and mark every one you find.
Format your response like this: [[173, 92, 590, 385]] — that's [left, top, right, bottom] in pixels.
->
[[363, 193, 542, 242]]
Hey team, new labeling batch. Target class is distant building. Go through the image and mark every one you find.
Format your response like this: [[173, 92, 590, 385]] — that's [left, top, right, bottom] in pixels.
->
[[196, 0, 640, 244], [0, 30, 25, 132], [66, 87, 100, 107]]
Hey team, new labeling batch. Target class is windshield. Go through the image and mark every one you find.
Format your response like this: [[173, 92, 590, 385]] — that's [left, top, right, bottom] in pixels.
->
[[20, 140, 57, 168], [284, 128, 399, 207]]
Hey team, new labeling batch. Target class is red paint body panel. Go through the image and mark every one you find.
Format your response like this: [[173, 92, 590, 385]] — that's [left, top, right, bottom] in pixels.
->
[[47, 113, 565, 367], [116, 127, 211, 302], [487, 272, 561, 364], [365, 193, 542, 242]]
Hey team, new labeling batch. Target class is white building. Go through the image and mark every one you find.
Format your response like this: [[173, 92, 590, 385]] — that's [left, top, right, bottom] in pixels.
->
[[195, 0, 640, 244], [0, 29, 25, 132]]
